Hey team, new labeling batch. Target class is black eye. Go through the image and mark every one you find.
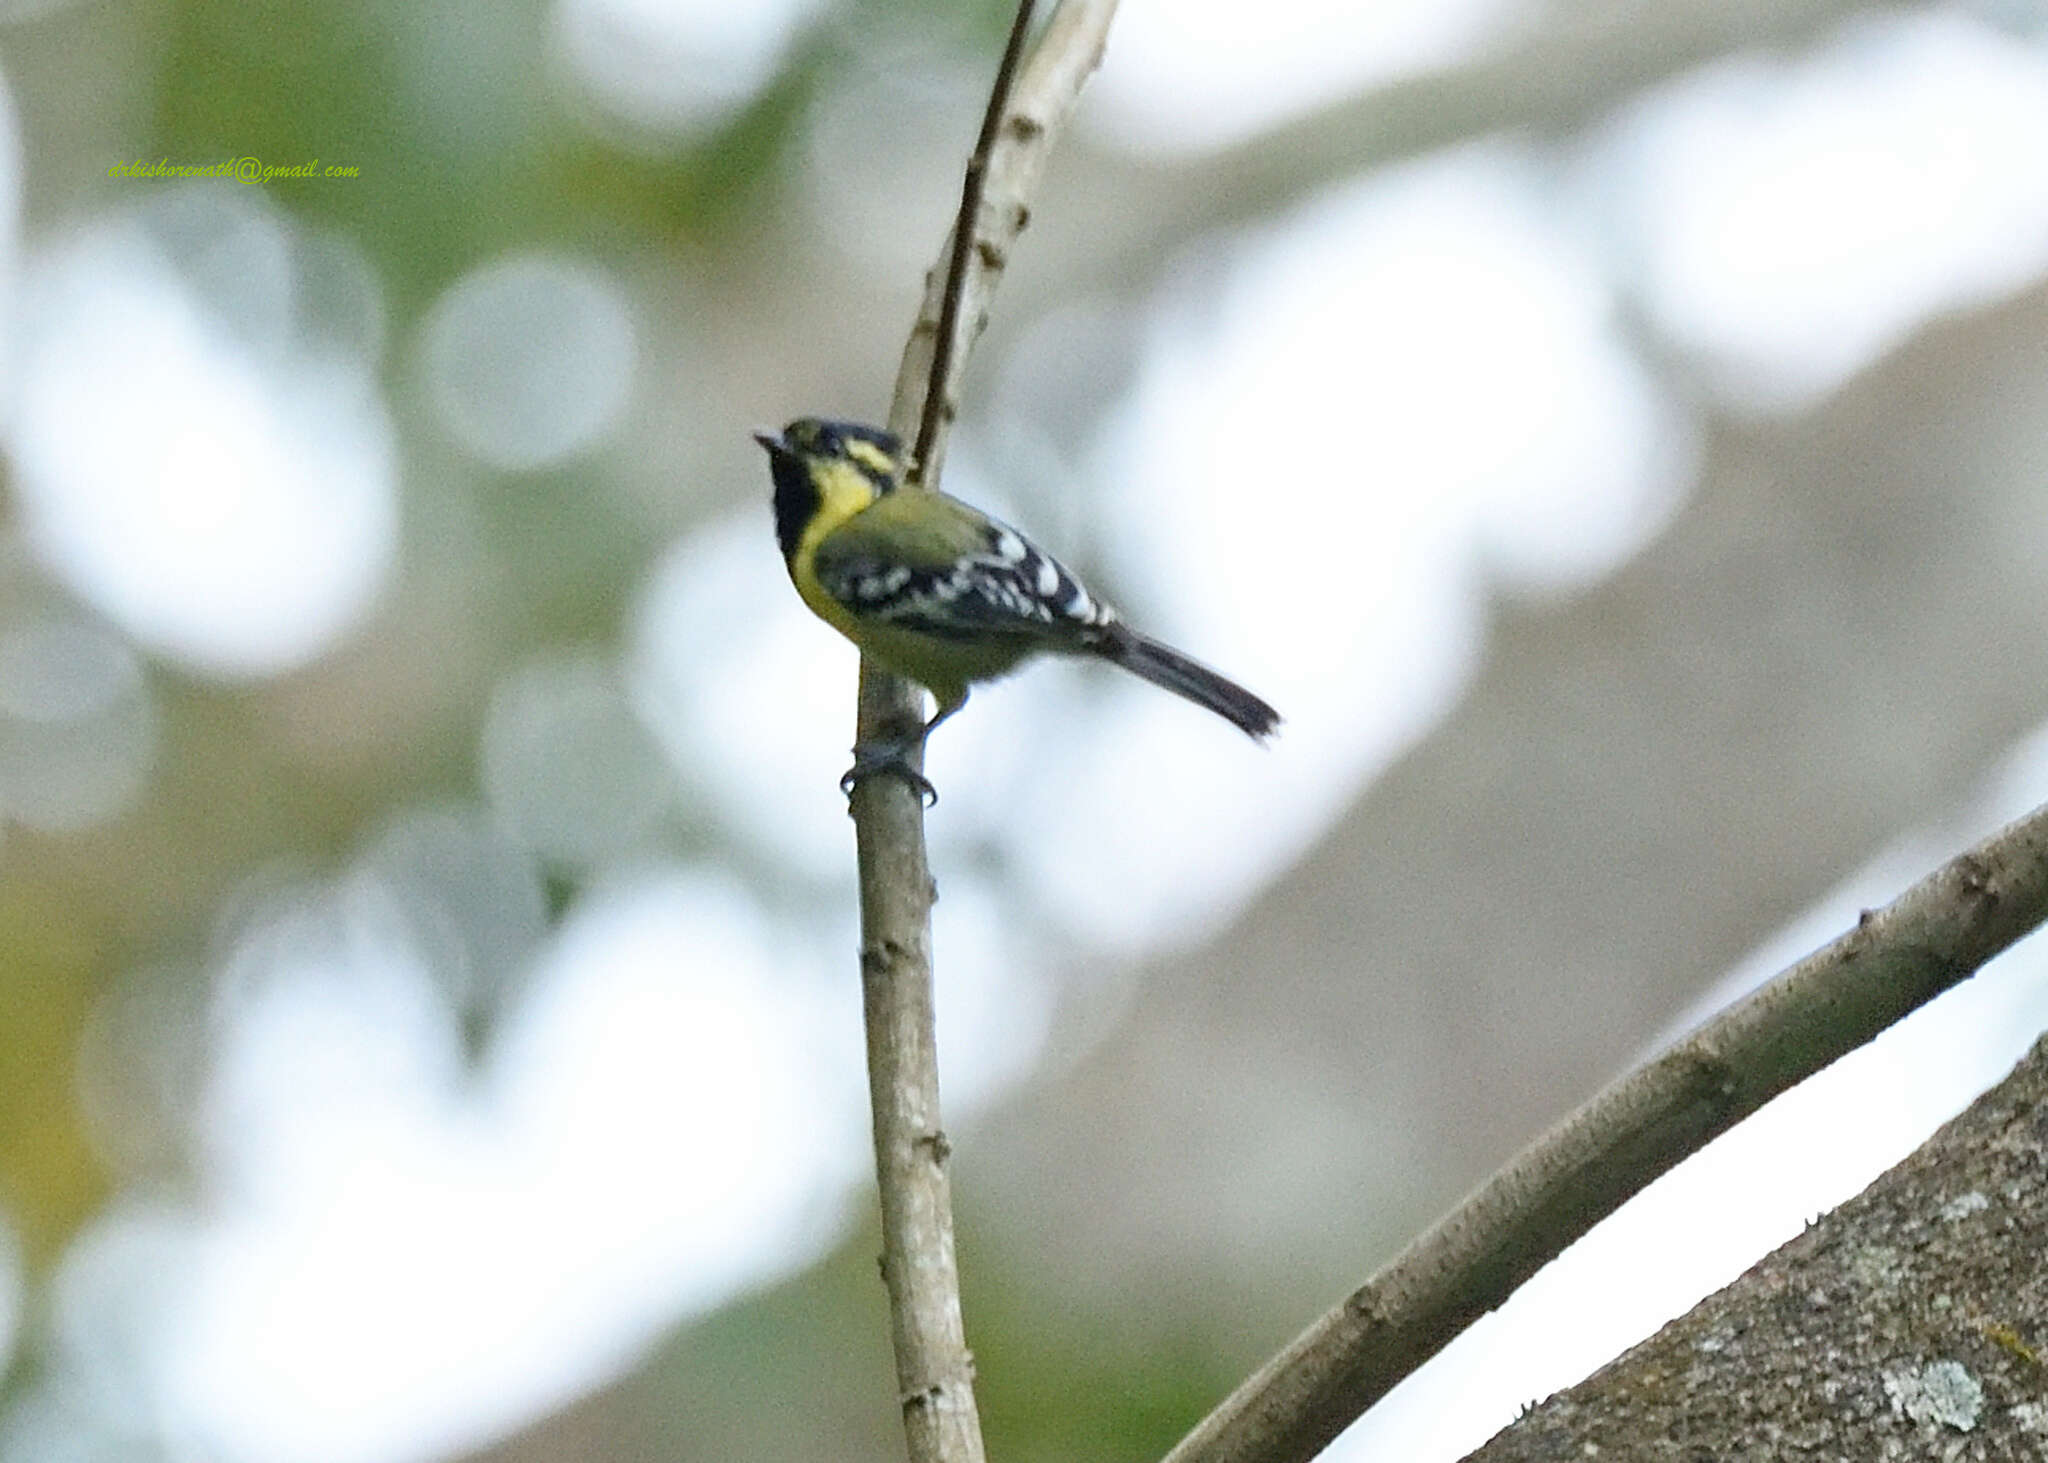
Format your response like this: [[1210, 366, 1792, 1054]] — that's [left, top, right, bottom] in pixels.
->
[[788, 420, 840, 456]]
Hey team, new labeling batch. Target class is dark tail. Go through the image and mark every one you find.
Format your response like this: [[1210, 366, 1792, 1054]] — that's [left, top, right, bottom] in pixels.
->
[[1098, 624, 1281, 740]]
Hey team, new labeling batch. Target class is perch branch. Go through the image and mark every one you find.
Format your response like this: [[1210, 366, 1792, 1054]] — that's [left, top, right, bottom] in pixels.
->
[[1163, 798, 2048, 1463], [848, 5, 1121, 1463]]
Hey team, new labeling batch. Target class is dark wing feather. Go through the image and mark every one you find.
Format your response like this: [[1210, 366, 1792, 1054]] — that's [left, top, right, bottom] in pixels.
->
[[811, 492, 1114, 646]]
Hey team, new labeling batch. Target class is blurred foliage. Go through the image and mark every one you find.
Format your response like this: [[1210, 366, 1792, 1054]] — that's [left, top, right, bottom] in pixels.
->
[[0, 0, 1069, 1412], [0, 882, 103, 1267], [490, 1213, 1243, 1463], [965, 1247, 1241, 1463], [150, 0, 1015, 304]]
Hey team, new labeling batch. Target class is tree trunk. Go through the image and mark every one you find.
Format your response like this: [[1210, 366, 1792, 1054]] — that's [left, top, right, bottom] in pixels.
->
[[1464, 1033, 2048, 1459]]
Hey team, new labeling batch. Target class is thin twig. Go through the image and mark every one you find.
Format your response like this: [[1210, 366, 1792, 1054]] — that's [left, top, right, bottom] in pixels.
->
[[886, 0, 1119, 484], [1162, 798, 2048, 1463], [847, 5, 1122, 1463], [912, 0, 1039, 485]]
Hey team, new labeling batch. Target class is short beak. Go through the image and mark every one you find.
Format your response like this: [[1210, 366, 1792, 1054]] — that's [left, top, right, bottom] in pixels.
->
[[752, 429, 785, 455]]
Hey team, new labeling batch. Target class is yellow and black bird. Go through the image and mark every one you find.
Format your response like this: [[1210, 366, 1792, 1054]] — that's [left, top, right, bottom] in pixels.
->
[[756, 417, 1279, 800]]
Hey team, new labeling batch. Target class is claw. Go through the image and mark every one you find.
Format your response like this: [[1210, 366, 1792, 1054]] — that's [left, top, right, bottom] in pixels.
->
[[841, 739, 938, 806]]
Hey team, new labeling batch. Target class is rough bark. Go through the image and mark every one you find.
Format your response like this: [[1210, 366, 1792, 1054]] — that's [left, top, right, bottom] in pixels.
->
[[1465, 1033, 2048, 1460]]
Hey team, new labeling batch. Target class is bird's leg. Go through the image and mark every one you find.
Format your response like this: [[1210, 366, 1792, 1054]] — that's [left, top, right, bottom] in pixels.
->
[[841, 690, 967, 807], [841, 734, 935, 806]]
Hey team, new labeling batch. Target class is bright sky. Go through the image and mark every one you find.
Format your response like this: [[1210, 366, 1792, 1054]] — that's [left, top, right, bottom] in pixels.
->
[[7, 5, 2048, 1462]]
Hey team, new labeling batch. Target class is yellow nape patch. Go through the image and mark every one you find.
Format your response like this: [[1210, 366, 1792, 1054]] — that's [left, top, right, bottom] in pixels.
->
[[844, 437, 899, 479]]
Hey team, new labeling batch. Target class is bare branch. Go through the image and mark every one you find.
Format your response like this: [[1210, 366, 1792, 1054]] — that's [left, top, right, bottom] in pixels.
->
[[1163, 799, 2048, 1463], [912, 0, 1039, 484], [847, 6, 1122, 1463], [887, 0, 1120, 482]]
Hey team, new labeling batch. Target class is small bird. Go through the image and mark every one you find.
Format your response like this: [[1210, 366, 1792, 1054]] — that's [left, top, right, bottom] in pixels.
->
[[755, 417, 1279, 801]]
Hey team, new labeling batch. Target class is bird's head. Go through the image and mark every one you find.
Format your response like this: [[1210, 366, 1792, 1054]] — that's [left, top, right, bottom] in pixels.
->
[[755, 418, 906, 560]]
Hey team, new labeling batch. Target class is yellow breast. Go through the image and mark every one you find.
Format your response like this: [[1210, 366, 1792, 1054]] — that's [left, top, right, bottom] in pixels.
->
[[790, 459, 881, 640]]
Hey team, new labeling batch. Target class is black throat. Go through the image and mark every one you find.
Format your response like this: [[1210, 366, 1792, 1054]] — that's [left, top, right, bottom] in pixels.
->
[[768, 451, 819, 562]]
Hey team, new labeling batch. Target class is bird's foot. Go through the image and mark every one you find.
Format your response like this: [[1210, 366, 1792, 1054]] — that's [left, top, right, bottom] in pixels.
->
[[841, 738, 937, 807]]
